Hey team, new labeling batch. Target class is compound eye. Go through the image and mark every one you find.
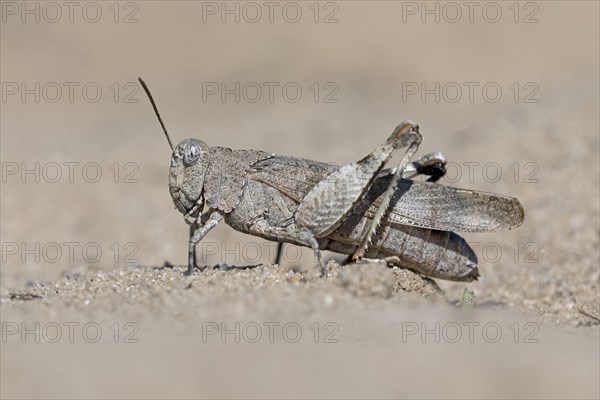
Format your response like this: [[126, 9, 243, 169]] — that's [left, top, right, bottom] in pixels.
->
[[183, 142, 202, 167]]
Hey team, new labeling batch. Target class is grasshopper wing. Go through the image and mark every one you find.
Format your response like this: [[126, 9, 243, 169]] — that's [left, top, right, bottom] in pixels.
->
[[251, 157, 524, 233], [368, 174, 525, 233], [250, 156, 337, 202]]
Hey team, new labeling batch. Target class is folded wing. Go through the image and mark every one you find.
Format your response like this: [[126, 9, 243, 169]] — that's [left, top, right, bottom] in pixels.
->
[[368, 174, 525, 233], [250, 157, 525, 233]]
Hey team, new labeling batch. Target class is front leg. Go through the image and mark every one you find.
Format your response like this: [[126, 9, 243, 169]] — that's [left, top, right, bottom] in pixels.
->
[[187, 211, 223, 275]]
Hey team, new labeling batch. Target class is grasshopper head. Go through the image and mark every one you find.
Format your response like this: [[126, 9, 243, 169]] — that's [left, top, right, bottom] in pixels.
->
[[137, 78, 211, 220], [169, 138, 210, 217]]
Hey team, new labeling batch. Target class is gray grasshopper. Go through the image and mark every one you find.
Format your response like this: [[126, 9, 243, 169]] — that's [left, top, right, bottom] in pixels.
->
[[139, 78, 524, 282]]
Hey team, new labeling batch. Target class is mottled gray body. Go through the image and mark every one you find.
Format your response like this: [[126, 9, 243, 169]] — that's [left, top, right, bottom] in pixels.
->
[[138, 78, 523, 283], [229, 155, 481, 281], [164, 124, 524, 282], [162, 120, 524, 283]]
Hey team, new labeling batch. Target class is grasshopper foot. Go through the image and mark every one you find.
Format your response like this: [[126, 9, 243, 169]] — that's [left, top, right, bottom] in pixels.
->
[[352, 257, 385, 265], [421, 162, 446, 182], [184, 262, 197, 277], [351, 256, 401, 266]]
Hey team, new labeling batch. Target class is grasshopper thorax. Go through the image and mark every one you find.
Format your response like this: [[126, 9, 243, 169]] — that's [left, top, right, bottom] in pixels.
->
[[169, 138, 210, 216]]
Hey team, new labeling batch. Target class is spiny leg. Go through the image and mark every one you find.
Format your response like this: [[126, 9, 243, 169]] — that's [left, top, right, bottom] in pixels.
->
[[294, 121, 421, 273], [285, 152, 447, 267], [294, 121, 420, 270], [353, 127, 423, 260], [296, 121, 420, 237], [187, 211, 223, 275]]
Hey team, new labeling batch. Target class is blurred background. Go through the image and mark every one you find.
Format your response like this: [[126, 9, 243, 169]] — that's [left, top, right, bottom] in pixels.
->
[[1, 1, 599, 398]]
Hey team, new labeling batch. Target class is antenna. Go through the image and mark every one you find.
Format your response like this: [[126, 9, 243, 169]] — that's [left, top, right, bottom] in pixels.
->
[[138, 77, 174, 151]]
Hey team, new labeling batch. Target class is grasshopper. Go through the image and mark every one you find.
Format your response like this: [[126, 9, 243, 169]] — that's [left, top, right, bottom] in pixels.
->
[[139, 78, 524, 282]]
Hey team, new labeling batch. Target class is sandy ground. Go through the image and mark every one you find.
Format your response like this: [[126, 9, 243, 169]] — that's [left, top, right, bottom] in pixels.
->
[[1, 1, 599, 399]]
